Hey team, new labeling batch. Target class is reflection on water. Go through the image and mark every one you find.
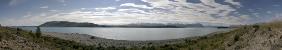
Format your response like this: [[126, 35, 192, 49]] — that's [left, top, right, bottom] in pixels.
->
[[19, 27, 227, 40]]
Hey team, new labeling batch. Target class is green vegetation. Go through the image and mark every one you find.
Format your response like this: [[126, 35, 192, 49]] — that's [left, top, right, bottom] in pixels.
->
[[35, 26, 42, 38], [0, 27, 97, 50]]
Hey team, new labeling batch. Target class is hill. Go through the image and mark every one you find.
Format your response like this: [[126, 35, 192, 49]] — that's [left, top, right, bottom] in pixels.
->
[[118, 23, 204, 28], [166, 21, 282, 50], [39, 21, 204, 28], [0, 27, 96, 50], [39, 21, 99, 27]]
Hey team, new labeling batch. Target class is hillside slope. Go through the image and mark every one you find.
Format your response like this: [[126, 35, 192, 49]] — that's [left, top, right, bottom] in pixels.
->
[[0, 27, 95, 50], [172, 21, 282, 50], [223, 21, 282, 50]]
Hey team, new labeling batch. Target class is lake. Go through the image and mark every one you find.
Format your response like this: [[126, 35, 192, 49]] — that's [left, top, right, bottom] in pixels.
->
[[18, 27, 228, 41]]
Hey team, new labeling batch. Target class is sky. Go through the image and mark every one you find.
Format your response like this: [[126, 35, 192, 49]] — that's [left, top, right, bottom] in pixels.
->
[[0, 0, 281, 26]]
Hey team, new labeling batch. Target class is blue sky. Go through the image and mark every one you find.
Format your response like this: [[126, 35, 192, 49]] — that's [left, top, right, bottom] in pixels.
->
[[0, 0, 281, 26]]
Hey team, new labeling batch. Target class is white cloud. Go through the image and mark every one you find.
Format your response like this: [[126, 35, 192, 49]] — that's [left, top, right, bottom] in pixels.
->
[[224, 0, 241, 7], [120, 3, 153, 9], [115, 0, 120, 1], [55, 0, 65, 3], [273, 4, 280, 7], [9, 0, 26, 6], [141, 0, 172, 9], [200, 0, 222, 7], [40, 6, 49, 8], [267, 11, 272, 14], [117, 8, 148, 14], [48, 10, 58, 12], [139, 0, 244, 25], [95, 7, 116, 11], [63, 4, 67, 6], [9, 0, 18, 6]]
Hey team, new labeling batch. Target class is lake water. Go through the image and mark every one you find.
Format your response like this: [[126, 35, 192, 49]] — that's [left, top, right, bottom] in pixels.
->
[[18, 27, 228, 41]]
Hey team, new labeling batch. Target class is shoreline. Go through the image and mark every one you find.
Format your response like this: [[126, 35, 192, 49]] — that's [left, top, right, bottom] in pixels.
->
[[41, 29, 232, 47], [42, 32, 190, 47]]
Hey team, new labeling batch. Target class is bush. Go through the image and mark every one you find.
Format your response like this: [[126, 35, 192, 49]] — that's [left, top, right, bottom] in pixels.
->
[[90, 36, 95, 39], [0, 35, 2, 41], [16, 28, 21, 34], [268, 27, 272, 31], [36, 26, 42, 38], [234, 34, 240, 42], [253, 25, 260, 32], [28, 31, 35, 38]]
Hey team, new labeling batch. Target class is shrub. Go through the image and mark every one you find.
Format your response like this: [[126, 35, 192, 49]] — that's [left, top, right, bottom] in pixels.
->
[[36, 26, 42, 38], [253, 25, 260, 32], [90, 36, 95, 39], [16, 28, 21, 34], [28, 31, 35, 38], [0, 34, 2, 41], [234, 34, 240, 42], [268, 27, 272, 31], [16, 28, 22, 31]]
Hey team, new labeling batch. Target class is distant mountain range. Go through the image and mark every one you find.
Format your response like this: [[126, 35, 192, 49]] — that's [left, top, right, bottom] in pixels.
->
[[39, 21, 99, 27], [39, 21, 206, 28], [102, 23, 204, 28]]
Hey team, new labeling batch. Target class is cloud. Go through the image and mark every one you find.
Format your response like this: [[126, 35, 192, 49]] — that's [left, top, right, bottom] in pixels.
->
[[139, 0, 245, 25], [9, 0, 26, 6], [40, 6, 49, 9], [1, 0, 248, 26], [115, 0, 121, 1], [199, 0, 230, 7], [48, 10, 59, 12], [95, 7, 116, 11], [224, 0, 241, 7], [54, 0, 65, 3], [141, 0, 172, 9], [9, 0, 18, 6], [120, 3, 153, 9], [117, 8, 148, 14], [273, 4, 280, 7]]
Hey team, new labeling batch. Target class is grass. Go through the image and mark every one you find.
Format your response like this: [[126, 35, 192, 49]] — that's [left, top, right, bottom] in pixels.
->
[[0, 27, 97, 50]]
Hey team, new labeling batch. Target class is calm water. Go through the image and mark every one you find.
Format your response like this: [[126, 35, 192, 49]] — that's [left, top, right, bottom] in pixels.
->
[[18, 27, 227, 40]]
